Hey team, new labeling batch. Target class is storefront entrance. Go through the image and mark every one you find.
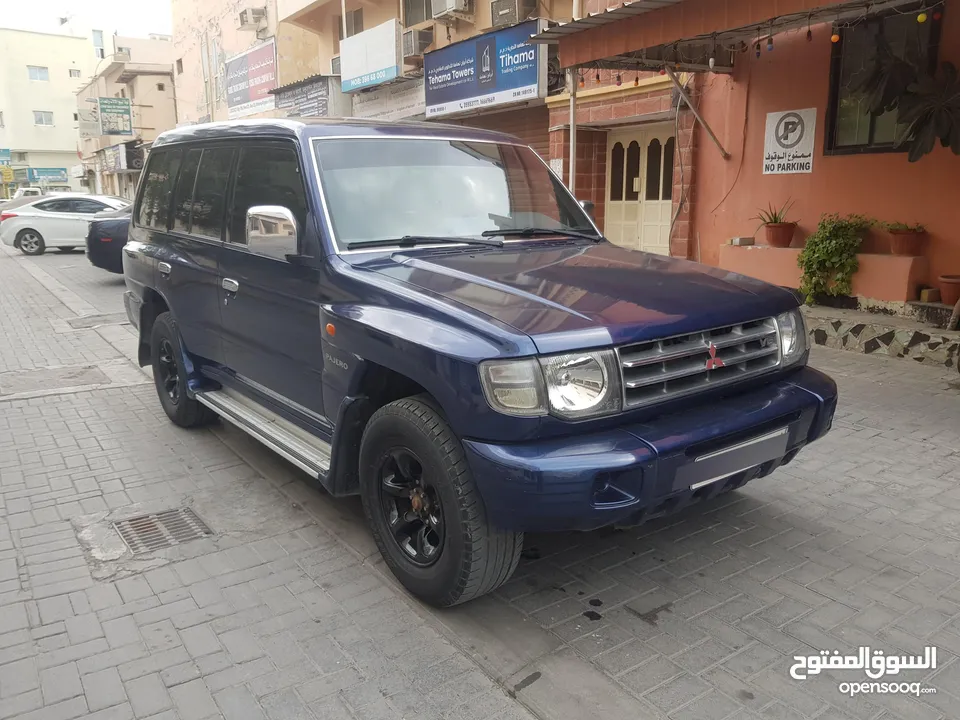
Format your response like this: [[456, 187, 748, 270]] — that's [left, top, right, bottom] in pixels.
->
[[605, 125, 675, 254]]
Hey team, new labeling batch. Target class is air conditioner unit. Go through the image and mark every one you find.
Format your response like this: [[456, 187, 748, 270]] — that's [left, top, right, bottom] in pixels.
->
[[432, 0, 469, 20], [402, 28, 433, 59], [238, 7, 267, 30], [490, 0, 536, 27], [330, 56, 341, 75]]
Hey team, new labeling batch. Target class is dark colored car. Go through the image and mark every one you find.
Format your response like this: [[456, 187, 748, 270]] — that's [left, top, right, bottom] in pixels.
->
[[86, 207, 132, 273], [122, 119, 838, 607]]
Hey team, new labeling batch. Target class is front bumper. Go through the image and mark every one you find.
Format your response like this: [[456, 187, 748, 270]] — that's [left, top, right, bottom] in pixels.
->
[[463, 366, 837, 533]]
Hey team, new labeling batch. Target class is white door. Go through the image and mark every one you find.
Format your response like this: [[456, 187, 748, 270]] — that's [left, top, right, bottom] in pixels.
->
[[605, 126, 676, 255]]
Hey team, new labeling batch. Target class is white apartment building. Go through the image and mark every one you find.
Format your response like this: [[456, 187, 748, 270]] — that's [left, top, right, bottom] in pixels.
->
[[0, 28, 97, 196]]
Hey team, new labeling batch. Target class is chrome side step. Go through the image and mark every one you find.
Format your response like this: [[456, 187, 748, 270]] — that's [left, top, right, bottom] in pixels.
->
[[195, 389, 332, 479]]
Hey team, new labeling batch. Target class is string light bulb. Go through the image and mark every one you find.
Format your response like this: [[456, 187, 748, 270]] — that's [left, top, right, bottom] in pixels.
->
[[595, 71, 601, 85], [615, 73, 622, 86], [634, 74, 639, 86], [578, 72, 584, 88], [831, 32, 841, 43], [933, 10, 942, 21], [917, 11, 928, 22], [807, 28, 813, 41], [708, 56, 716, 70], [767, 36, 774, 51], [755, 42, 761, 58], [659, 67, 666, 75]]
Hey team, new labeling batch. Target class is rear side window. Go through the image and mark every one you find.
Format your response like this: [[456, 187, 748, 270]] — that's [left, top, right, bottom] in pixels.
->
[[70, 199, 108, 214], [33, 199, 72, 213], [172, 148, 202, 233], [190, 147, 234, 240], [137, 150, 182, 229], [228, 145, 307, 247]]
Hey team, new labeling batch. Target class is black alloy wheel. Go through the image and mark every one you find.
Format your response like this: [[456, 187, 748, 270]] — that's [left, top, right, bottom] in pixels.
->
[[377, 448, 444, 567], [157, 338, 180, 404]]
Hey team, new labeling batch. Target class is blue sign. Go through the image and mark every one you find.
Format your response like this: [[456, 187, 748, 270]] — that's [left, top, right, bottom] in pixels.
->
[[16, 168, 69, 183], [0, 149, 10, 166], [424, 20, 542, 118]]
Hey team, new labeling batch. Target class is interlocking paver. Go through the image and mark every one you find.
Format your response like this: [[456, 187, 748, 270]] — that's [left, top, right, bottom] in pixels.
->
[[81, 667, 127, 712]]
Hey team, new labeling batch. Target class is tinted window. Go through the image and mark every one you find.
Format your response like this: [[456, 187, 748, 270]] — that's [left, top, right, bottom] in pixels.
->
[[172, 148, 202, 233], [70, 199, 109, 214], [137, 150, 182, 229], [190, 147, 234, 240], [33, 199, 72, 213], [229, 146, 307, 247]]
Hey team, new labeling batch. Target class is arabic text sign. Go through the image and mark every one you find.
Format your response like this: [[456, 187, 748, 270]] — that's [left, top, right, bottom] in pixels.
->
[[340, 20, 402, 93], [0, 149, 10, 166], [226, 40, 278, 119], [763, 108, 816, 174], [353, 78, 425, 120], [276, 78, 329, 118], [98, 97, 133, 136], [424, 20, 542, 118], [790, 646, 937, 681]]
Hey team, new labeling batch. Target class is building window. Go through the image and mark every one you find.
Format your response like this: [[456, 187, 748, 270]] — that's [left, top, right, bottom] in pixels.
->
[[14, 152, 27, 163], [337, 9, 363, 40], [404, 0, 431, 27], [117, 46, 132, 57], [176, 58, 183, 74], [92, 29, 105, 59], [128, 84, 135, 100], [33, 111, 54, 126], [0, 111, 4, 128], [28, 66, 50, 81], [69, 68, 81, 78], [157, 82, 166, 91], [826, 7, 941, 154], [73, 112, 79, 121]]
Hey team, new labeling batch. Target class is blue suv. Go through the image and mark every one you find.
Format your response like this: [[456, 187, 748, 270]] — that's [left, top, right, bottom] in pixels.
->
[[123, 119, 837, 607]]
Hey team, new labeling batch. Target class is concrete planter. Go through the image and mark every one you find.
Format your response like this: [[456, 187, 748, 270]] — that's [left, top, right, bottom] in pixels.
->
[[888, 229, 926, 257]]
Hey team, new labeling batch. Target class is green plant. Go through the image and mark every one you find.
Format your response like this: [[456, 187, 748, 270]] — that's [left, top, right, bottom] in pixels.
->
[[879, 221, 925, 232], [751, 199, 796, 226], [896, 62, 960, 162], [797, 214, 873, 304]]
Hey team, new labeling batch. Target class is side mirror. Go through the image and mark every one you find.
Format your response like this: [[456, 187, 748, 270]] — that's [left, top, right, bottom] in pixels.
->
[[579, 199, 595, 219], [246, 205, 299, 262]]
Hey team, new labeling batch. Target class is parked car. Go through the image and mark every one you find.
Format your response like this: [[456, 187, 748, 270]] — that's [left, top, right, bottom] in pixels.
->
[[123, 119, 838, 607], [86, 206, 132, 273], [0, 194, 129, 255]]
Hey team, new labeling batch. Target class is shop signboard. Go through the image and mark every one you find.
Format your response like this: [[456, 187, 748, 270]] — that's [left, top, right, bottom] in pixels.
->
[[353, 77, 425, 120], [0, 149, 10, 166], [340, 20, 402, 92], [0, 167, 13, 184], [276, 77, 329, 117], [102, 145, 127, 173], [98, 97, 133, 136], [763, 108, 816, 174], [33, 168, 68, 183], [424, 20, 545, 118], [225, 39, 278, 119]]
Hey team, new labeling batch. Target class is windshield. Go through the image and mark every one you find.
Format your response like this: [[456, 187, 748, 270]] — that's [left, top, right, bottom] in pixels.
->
[[312, 138, 597, 248]]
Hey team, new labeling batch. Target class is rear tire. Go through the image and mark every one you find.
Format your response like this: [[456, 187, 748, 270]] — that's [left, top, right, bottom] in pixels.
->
[[359, 396, 522, 607], [150, 312, 217, 428], [16, 230, 45, 256]]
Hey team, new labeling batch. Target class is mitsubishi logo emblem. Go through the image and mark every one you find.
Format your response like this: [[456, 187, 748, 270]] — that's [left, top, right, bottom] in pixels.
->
[[706, 343, 725, 370]]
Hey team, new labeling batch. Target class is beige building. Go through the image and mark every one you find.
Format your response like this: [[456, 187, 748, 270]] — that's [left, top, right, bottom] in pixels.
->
[[0, 28, 97, 196], [75, 34, 177, 199]]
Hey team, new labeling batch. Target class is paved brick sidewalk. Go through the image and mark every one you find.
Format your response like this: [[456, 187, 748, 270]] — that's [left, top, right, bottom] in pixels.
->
[[0, 249, 535, 720], [4, 244, 960, 720]]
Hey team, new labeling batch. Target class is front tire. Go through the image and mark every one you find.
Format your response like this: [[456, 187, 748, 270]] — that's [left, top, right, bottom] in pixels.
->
[[359, 396, 522, 607], [150, 312, 216, 428], [16, 230, 45, 255]]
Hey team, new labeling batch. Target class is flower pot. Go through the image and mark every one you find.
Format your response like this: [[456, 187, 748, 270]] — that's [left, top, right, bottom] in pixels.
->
[[763, 223, 796, 248], [888, 229, 926, 256], [939, 275, 960, 307]]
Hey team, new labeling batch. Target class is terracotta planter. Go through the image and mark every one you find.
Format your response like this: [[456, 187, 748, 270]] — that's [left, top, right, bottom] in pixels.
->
[[939, 275, 960, 307], [763, 223, 797, 248], [888, 229, 926, 256]]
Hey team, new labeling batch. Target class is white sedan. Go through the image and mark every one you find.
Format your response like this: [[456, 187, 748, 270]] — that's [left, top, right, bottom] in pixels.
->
[[0, 194, 130, 256]]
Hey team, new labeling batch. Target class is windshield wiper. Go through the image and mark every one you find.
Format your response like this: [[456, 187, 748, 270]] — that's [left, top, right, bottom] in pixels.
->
[[481, 227, 604, 243], [345, 235, 504, 250]]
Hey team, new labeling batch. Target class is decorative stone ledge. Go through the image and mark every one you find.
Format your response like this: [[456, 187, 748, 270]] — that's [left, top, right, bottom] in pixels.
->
[[802, 306, 960, 373]]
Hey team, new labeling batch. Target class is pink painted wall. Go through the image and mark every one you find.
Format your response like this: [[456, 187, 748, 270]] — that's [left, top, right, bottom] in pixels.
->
[[693, 13, 960, 287]]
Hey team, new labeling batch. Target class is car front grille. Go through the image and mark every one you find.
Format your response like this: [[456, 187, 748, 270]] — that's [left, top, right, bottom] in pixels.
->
[[618, 317, 781, 408]]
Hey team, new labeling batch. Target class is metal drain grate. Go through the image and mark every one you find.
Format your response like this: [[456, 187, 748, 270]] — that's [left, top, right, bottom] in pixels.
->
[[113, 508, 213, 554]]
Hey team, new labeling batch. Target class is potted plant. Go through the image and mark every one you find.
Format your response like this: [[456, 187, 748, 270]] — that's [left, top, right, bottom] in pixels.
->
[[797, 214, 873, 304], [880, 221, 926, 256], [752, 200, 797, 248], [940, 274, 960, 309]]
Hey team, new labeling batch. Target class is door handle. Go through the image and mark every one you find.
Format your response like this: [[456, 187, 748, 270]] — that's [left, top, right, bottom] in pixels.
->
[[222, 278, 239, 293], [158, 262, 171, 276]]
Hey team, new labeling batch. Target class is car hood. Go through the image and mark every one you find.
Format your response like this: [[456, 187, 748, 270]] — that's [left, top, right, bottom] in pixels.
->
[[357, 241, 798, 353]]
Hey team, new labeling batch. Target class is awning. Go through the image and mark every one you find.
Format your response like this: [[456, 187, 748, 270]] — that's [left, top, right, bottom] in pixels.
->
[[531, 0, 926, 71]]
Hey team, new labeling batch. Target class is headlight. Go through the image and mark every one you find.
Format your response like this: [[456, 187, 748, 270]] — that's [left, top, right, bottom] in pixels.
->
[[479, 350, 622, 419], [777, 309, 807, 365], [479, 358, 547, 417]]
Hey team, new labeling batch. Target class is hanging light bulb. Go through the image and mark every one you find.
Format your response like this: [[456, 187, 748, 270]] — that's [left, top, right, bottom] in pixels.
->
[[807, 28, 813, 42], [933, 11, 942, 21], [708, 56, 716, 70], [917, 10, 928, 22], [767, 36, 774, 51], [831, 32, 841, 43], [595, 71, 601, 85], [578, 72, 585, 88], [659, 67, 666, 75], [634, 74, 639, 86], [615, 73, 622, 86], [755, 42, 761, 58]]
